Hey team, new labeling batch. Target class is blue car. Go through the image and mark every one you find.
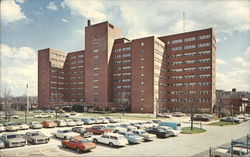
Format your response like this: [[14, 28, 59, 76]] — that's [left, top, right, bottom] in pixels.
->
[[117, 131, 144, 144]]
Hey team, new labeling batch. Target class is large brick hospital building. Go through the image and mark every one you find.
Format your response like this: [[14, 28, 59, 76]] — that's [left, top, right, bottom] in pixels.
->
[[38, 21, 216, 113]]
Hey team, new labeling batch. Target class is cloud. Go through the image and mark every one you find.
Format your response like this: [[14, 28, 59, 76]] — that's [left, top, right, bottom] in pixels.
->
[[0, 44, 37, 96], [61, 0, 107, 22], [1, 0, 27, 23], [216, 58, 227, 65], [233, 47, 250, 67], [47, 2, 58, 11], [15, 0, 25, 3], [61, 18, 69, 23]]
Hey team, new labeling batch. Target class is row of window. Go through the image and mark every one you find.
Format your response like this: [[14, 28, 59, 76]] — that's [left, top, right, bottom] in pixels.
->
[[113, 73, 132, 77], [70, 60, 84, 64], [70, 54, 84, 59], [70, 65, 84, 69], [170, 90, 210, 95], [168, 34, 211, 45], [113, 47, 132, 53], [114, 85, 131, 89], [170, 98, 210, 103], [113, 79, 131, 83], [113, 60, 132, 65], [171, 82, 211, 87], [113, 66, 131, 71], [113, 53, 132, 58], [171, 42, 210, 51]]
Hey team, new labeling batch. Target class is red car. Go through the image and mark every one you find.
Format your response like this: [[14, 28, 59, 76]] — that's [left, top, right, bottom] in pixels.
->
[[61, 137, 96, 152], [85, 125, 112, 135], [42, 120, 57, 128]]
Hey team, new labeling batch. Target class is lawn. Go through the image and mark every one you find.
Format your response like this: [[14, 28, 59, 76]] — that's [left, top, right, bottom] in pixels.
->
[[208, 121, 240, 126], [181, 127, 206, 134]]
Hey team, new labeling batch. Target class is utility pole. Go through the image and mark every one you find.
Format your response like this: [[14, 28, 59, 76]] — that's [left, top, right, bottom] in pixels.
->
[[25, 83, 29, 124]]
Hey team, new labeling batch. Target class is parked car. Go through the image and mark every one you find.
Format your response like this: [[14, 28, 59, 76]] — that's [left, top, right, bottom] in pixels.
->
[[220, 117, 242, 123], [73, 119, 83, 126], [34, 114, 54, 118], [90, 118, 101, 124], [44, 109, 55, 113], [0, 133, 27, 148], [152, 120, 162, 124], [61, 136, 96, 153], [86, 125, 112, 135], [72, 127, 93, 138], [93, 133, 129, 147], [106, 116, 118, 123], [193, 115, 210, 121], [0, 140, 5, 149], [42, 120, 57, 128], [22, 131, 49, 144], [70, 112, 77, 115], [132, 129, 156, 141], [96, 117, 109, 124], [15, 122, 29, 130], [11, 115, 19, 119], [65, 119, 77, 126], [212, 146, 248, 157], [237, 115, 248, 122], [157, 113, 171, 118], [81, 118, 95, 125], [33, 110, 43, 113], [146, 127, 175, 138], [58, 113, 69, 118], [120, 123, 137, 131], [29, 121, 43, 129], [4, 122, 19, 132], [52, 129, 79, 140], [117, 131, 144, 144], [54, 120, 67, 127], [0, 124, 6, 132], [172, 112, 185, 117]]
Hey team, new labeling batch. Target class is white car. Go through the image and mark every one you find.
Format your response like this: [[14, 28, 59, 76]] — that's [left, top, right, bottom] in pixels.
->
[[34, 114, 53, 118], [93, 133, 128, 147], [120, 123, 137, 131], [0, 124, 5, 132], [73, 119, 83, 126], [132, 129, 156, 141], [4, 123, 19, 131], [65, 119, 76, 126], [97, 117, 109, 124], [157, 126, 180, 135], [15, 123, 29, 130], [51, 129, 79, 140], [29, 122, 43, 129], [54, 120, 67, 127]]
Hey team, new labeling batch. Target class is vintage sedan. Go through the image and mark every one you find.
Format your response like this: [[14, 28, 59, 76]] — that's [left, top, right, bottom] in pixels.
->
[[34, 114, 54, 118], [0, 124, 6, 132], [1, 133, 27, 148], [81, 118, 95, 125], [4, 122, 19, 132], [0, 139, 5, 149], [54, 120, 67, 127], [15, 122, 29, 130], [132, 129, 156, 141], [117, 131, 144, 144], [85, 125, 112, 135], [73, 119, 83, 126], [93, 133, 128, 147], [61, 136, 96, 153], [96, 117, 109, 124], [120, 123, 137, 131], [220, 117, 242, 123], [106, 116, 118, 123], [22, 131, 49, 144], [42, 120, 57, 128], [29, 121, 43, 129], [193, 115, 210, 121], [146, 126, 175, 138], [52, 129, 79, 140], [72, 127, 93, 138], [65, 119, 77, 126]]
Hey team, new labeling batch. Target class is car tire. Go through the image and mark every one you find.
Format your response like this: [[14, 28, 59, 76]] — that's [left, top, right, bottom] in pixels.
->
[[76, 148, 81, 153], [109, 142, 114, 147], [93, 139, 98, 143]]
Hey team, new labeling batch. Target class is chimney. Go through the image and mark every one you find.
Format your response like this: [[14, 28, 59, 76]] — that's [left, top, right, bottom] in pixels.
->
[[87, 20, 91, 26]]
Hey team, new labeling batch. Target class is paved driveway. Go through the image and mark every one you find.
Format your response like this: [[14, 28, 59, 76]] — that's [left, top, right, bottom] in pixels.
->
[[0, 120, 249, 157]]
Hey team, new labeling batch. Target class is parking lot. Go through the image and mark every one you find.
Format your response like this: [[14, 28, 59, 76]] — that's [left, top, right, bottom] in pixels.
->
[[0, 113, 249, 157]]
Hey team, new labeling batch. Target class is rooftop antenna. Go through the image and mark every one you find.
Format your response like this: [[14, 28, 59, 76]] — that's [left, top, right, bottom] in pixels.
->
[[183, 12, 185, 33]]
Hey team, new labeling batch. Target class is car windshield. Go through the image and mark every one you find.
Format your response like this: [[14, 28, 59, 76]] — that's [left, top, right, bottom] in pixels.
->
[[62, 130, 72, 133], [31, 132, 41, 136], [98, 126, 106, 129], [7, 134, 20, 139], [140, 131, 147, 134], [80, 139, 90, 143], [127, 133, 134, 136]]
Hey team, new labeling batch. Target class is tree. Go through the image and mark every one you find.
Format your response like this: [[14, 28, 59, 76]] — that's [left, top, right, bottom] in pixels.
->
[[52, 89, 64, 119], [116, 92, 131, 116], [215, 91, 230, 118], [2, 87, 15, 122]]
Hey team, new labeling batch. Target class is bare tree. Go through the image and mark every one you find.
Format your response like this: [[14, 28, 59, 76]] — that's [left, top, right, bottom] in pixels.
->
[[2, 87, 15, 122], [116, 92, 131, 116], [215, 91, 231, 118]]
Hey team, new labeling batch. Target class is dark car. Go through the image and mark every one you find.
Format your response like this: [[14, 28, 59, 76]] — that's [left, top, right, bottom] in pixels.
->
[[193, 115, 210, 121], [220, 117, 242, 123], [146, 127, 175, 138], [72, 127, 93, 138]]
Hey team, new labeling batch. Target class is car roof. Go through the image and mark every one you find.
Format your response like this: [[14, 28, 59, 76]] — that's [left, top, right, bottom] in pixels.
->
[[71, 136, 86, 141]]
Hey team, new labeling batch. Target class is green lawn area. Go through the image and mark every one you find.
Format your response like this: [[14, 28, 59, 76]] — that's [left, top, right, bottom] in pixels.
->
[[181, 127, 206, 134], [208, 121, 240, 126]]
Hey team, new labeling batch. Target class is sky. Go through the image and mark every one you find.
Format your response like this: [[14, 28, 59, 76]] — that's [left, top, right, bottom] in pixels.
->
[[0, 0, 250, 96]]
